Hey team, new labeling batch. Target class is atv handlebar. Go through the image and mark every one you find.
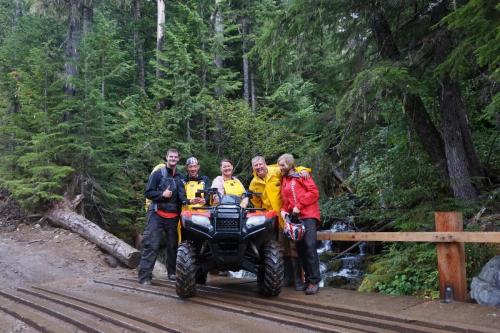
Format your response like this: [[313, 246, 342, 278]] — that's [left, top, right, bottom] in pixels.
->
[[192, 188, 264, 210]]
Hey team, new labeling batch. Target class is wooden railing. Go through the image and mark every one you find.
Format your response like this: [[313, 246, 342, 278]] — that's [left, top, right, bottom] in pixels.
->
[[316, 212, 500, 302]]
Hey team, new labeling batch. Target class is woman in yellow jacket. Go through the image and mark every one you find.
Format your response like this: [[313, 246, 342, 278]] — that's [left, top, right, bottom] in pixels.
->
[[249, 155, 310, 290], [211, 158, 249, 208]]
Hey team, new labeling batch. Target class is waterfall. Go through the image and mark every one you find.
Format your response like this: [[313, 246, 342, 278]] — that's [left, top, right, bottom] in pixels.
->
[[317, 218, 365, 288]]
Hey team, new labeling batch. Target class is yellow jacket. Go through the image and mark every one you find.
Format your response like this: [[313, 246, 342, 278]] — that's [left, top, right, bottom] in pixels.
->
[[249, 164, 310, 229]]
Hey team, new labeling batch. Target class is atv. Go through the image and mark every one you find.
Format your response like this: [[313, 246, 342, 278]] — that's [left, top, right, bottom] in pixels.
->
[[175, 188, 284, 298]]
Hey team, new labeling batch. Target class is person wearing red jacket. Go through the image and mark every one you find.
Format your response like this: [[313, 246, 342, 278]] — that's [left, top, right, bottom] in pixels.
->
[[278, 153, 321, 295]]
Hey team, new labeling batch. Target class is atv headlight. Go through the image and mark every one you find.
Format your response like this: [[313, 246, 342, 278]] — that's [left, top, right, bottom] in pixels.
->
[[246, 215, 266, 229], [192, 215, 213, 232]]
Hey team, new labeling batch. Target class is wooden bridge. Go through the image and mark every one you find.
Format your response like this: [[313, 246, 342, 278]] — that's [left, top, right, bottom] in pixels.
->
[[1, 211, 498, 332], [1, 273, 499, 333], [317, 212, 500, 302]]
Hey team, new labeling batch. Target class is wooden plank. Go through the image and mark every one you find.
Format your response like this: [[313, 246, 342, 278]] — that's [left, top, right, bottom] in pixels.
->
[[435, 212, 468, 302], [316, 231, 500, 243]]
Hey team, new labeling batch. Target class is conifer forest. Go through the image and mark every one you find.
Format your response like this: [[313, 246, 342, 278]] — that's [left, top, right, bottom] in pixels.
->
[[0, 0, 498, 297]]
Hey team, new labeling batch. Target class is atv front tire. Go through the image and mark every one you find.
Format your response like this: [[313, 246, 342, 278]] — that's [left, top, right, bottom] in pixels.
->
[[258, 240, 284, 296], [196, 268, 208, 284], [176, 242, 198, 298]]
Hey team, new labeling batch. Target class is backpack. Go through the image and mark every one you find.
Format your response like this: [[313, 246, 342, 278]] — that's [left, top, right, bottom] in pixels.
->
[[145, 164, 176, 211]]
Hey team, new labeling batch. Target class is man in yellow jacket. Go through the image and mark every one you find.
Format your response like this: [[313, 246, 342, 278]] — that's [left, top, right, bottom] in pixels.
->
[[249, 155, 310, 290]]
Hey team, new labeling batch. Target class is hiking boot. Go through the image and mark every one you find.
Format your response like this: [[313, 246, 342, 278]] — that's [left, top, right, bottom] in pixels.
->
[[305, 283, 319, 295], [140, 279, 152, 286], [168, 274, 176, 281]]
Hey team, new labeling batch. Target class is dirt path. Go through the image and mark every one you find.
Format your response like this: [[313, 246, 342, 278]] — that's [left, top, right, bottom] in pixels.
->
[[0, 223, 133, 289], [0, 223, 135, 332]]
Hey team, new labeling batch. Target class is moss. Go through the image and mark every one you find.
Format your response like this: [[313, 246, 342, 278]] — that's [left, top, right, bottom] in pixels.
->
[[326, 259, 343, 272], [319, 250, 337, 262]]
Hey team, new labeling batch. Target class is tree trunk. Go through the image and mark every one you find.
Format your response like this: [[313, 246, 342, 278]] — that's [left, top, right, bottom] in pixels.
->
[[13, 0, 22, 34], [213, 0, 224, 97], [440, 75, 478, 200], [429, 0, 483, 197], [200, 54, 208, 147], [457, 101, 484, 181], [82, 1, 93, 34], [156, 0, 166, 110], [82, 1, 93, 98], [241, 17, 250, 104], [9, 0, 21, 114], [402, 94, 449, 180], [242, 52, 250, 104], [64, 0, 82, 97], [213, 0, 224, 157], [369, 2, 449, 181], [250, 69, 256, 113], [186, 119, 192, 141], [433, 2, 485, 185], [156, 0, 166, 80], [46, 197, 140, 268], [133, 0, 145, 89], [370, 2, 399, 61]]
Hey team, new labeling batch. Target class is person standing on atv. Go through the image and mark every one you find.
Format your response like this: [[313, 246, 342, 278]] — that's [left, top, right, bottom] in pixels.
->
[[211, 158, 249, 208], [183, 157, 210, 210], [278, 153, 321, 295], [249, 156, 311, 290], [138, 148, 188, 285]]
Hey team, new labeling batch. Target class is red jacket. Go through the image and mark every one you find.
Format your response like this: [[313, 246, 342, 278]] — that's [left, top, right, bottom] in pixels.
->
[[281, 172, 320, 222]]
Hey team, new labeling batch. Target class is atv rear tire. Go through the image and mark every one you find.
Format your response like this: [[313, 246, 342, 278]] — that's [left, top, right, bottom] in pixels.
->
[[258, 240, 284, 296], [176, 242, 198, 298]]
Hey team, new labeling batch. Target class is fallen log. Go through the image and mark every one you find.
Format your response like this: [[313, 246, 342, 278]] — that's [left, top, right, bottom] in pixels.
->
[[45, 196, 140, 268]]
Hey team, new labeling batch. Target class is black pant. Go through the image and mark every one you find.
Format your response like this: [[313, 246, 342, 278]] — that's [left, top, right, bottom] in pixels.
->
[[138, 212, 178, 282], [297, 218, 321, 284]]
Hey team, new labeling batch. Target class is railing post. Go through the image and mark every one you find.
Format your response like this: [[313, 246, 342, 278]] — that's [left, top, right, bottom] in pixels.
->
[[435, 212, 468, 302]]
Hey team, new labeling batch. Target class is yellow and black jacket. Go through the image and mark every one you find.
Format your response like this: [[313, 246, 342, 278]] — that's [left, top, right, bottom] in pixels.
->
[[183, 175, 211, 210]]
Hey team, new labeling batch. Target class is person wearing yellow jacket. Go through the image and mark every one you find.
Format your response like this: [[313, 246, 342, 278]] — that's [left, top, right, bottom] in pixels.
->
[[183, 157, 210, 210], [146, 157, 209, 246], [249, 155, 311, 290], [211, 158, 249, 208]]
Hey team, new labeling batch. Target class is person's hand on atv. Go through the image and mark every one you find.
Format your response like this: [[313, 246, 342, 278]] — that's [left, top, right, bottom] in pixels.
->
[[190, 197, 205, 205], [212, 195, 219, 204], [240, 197, 249, 208], [292, 206, 300, 214]]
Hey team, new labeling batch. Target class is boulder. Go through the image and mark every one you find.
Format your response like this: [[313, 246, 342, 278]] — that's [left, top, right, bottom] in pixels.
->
[[319, 250, 337, 262], [326, 259, 343, 272], [470, 255, 500, 306], [325, 275, 350, 287]]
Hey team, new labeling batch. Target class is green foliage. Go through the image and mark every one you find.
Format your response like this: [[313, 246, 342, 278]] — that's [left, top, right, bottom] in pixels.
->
[[336, 65, 422, 122], [0, 12, 70, 208], [440, 0, 500, 125], [359, 244, 439, 298], [0, 1, 498, 297], [320, 194, 358, 224], [465, 243, 499, 285]]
